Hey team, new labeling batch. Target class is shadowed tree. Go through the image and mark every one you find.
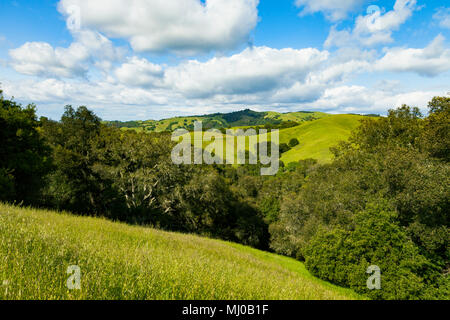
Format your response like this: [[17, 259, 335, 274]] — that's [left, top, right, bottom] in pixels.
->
[[0, 89, 51, 204]]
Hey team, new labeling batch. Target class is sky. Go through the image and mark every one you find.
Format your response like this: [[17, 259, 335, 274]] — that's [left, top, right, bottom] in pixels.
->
[[0, 0, 449, 121]]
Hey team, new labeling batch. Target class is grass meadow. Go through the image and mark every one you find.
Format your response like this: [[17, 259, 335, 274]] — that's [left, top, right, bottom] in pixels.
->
[[0, 203, 361, 300]]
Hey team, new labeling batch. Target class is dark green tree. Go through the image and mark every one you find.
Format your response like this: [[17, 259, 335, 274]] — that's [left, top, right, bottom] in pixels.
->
[[41, 106, 120, 215], [420, 96, 450, 161], [288, 138, 300, 148], [0, 90, 51, 204]]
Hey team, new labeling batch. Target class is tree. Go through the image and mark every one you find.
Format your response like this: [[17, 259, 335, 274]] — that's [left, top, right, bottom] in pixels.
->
[[0, 90, 51, 204], [279, 143, 291, 154], [420, 96, 450, 161], [288, 138, 300, 148], [348, 105, 423, 152], [41, 106, 117, 215], [304, 202, 440, 300]]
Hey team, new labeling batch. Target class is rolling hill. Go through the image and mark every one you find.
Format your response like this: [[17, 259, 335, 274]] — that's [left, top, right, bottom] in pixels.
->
[[0, 203, 361, 300], [185, 114, 366, 164], [279, 114, 365, 163], [106, 109, 376, 164], [104, 109, 330, 133]]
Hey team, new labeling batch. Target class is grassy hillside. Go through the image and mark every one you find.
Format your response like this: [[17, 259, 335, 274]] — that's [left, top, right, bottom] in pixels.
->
[[0, 203, 361, 300], [184, 114, 365, 164], [105, 110, 369, 164], [279, 114, 365, 163], [265, 111, 329, 123]]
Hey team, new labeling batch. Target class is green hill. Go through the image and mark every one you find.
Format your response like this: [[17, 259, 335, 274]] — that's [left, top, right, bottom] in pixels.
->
[[104, 109, 330, 133], [279, 114, 365, 163], [180, 114, 365, 165], [210, 114, 364, 162], [106, 110, 372, 164], [0, 203, 361, 300]]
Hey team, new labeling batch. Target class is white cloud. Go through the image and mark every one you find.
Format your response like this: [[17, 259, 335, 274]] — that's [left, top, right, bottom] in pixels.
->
[[295, 0, 366, 21], [309, 85, 442, 114], [163, 46, 329, 98], [57, 0, 259, 54], [4, 42, 381, 118], [3, 59, 445, 120], [9, 30, 124, 78], [325, 0, 417, 47], [4, 0, 447, 120], [115, 56, 164, 88], [2, 78, 168, 107], [375, 35, 450, 77], [9, 41, 89, 78], [434, 8, 450, 29]]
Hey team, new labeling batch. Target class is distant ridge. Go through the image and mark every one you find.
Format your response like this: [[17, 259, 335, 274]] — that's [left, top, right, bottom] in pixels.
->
[[104, 109, 331, 133]]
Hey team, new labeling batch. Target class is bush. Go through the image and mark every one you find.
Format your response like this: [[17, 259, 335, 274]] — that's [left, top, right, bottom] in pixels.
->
[[279, 143, 291, 154], [288, 138, 300, 148]]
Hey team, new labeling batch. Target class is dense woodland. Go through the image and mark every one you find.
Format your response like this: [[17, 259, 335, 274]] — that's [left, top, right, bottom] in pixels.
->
[[1, 88, 448, 299]]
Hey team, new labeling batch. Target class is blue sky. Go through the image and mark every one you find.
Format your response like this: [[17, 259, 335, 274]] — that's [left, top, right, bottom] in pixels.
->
[[0, 0, 449, 120]]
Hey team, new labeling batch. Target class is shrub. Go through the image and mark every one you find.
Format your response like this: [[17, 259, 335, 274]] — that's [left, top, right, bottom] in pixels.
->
[[279, 143, 291, 154], [288, 138, 300, 148]]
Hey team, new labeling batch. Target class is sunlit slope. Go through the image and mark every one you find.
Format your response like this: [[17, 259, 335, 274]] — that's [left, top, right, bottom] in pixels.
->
[[0, 203, 361, 300], [178, 114, 364, 164], [265, 111, 330, 122], [279, 115, 364, 163]]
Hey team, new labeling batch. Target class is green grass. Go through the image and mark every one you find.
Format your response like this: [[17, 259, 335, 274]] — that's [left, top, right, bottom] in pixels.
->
[[265, 111, 330, 122], [279, 114, 365, 163], [0, 203, 362, 300]]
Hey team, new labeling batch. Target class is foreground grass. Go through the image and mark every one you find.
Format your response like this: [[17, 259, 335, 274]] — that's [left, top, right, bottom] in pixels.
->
[[0, 204, 361, 300]]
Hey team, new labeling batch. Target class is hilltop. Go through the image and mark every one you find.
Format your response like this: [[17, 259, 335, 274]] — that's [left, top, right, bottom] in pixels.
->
[[104, 109, 331, 132]]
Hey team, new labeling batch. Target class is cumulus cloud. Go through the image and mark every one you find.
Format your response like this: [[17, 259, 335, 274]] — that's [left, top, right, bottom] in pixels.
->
[[309, 85, 442, 114], [5, 0, 447, 119], [3, 43, 372, 114], [114, 56, 164, 87], [9, 30, 124, 78], [325, 0, 417, 47], [163, 46, 329, 98], [375, 35, 450, 77], [9, 41, 89, 78], [2, 78, 168, 107], [5, 40, 381, 117], [295, 0, 366, 21], [433, 7, 450, 29], [57, 0, 259, 54]]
